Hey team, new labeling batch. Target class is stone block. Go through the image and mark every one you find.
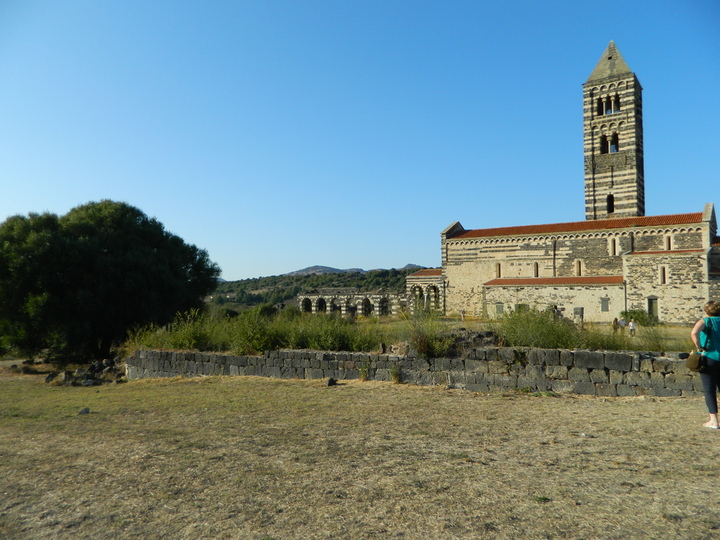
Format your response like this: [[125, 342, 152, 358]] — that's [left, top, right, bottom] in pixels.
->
[[624, 371, 650, 386], [550, 380, 575, 394], [650, 372, 665, 388], [652, 359, 673, 373], [574, 350, 604, 370], [485, 348, 498, 362], [432, 372, 448, 386], [465, 359, 486, 373], [616, 384, 636, 396], [306, 368, 324, 379], [595, 383, 617, 397], [524, 364, 544, 381], [545, 365, 568, 380], [434, 358, 450, 371], [604, 353, 632, 372], [498, 348, 517, 364], [508, 363, 524, 376], [664, 374, 694, 391], [488, 361, 508, 374], [541, 349, 561, 366], [609, 370, 623, 384], [589, 369, 609, 383], [491, 374, 517, 389], [560, 350, 575, 366], [517, 375, 548, 392], [653, 387, 681, 397], [639, 358, 653, 372], [672, 361, 691, 376], [568, 367, 590, 383], [573, 382, 596, 395], [527, 350, 542, 365], [450, 358, 464, 371]]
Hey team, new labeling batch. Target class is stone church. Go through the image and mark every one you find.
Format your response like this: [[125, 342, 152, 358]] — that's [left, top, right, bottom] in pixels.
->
[[407, 42, 719, 325]]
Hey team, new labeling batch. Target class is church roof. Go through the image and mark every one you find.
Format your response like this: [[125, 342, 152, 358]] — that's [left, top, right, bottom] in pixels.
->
[[407, 268, 442, 278], [586, 41, 633, 84], [484, 276, 624, 286], [448, 212, 704, 240]]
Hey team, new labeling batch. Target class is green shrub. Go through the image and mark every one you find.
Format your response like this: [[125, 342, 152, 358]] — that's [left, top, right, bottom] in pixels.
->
[[492, 309, 578, 349], [403, 311, 453, 358], [621, 309, 657, 326]]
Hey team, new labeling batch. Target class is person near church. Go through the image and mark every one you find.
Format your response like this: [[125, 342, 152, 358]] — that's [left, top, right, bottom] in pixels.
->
[[690, 301, 720, 429], [618, 317, 627, 334], [628, 319, 636, 337], [612, 318, 619, 334]]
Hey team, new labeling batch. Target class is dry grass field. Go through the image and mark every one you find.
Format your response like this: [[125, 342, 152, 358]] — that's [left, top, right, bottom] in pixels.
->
[[2, 364, 720, 539]]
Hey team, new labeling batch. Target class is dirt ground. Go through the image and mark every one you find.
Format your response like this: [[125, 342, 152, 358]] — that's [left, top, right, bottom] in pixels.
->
[[1, 366, 720, 539]]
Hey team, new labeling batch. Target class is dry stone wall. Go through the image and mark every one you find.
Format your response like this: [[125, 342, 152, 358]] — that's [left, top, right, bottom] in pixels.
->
[[126, 347, 700, 398]]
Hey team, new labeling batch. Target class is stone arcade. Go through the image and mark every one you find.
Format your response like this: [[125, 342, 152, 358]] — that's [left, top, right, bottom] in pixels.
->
[[407, 42, 720, 325]]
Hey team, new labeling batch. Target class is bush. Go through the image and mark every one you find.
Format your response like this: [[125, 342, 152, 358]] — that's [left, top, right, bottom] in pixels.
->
[[492, 309, 578, 349], [403, 311, 453, 358], [620, 309, 657, 326]]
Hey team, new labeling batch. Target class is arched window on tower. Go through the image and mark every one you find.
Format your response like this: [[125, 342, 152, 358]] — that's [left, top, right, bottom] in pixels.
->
[[599, 134, 608, 154], [533, 262, 539, 278], [495, 263, 502, 279], [613, 94, 620, 112], [575, 260, 583, 277], [605, 96, 613, 114], [610, 133, 619, 153], [607, 194, 615, 214]]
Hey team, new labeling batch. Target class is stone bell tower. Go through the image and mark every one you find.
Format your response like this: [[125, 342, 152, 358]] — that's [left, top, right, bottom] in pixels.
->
[[583, 41, 645, 220]]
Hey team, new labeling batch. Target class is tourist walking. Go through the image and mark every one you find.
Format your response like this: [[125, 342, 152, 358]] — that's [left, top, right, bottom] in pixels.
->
[[690, 301, 720, 429], [628, 319, 636, 337], [612, 318, 619, 334]]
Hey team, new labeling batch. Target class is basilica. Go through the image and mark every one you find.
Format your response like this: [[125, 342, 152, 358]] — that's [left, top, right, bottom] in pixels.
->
[[407, 42, 719, 325]]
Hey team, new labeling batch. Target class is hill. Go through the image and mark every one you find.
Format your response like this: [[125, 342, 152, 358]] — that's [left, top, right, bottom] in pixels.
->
[[211, 265, 426, 309]]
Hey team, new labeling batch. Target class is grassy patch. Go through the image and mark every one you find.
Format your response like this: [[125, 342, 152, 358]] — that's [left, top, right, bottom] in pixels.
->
[[1, 368, 719, 538], [491, 309, 693, 352]]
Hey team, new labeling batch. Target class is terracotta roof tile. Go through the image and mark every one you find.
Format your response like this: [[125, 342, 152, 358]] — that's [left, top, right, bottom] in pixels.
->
[[484, 276, 624, 286], [450, 213, 704, 240], [408, 268, 442, 277]]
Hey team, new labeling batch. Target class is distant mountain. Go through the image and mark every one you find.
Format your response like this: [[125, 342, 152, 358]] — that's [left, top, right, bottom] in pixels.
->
[[283, 264, 424, 277], [284, 266, 365, 276]]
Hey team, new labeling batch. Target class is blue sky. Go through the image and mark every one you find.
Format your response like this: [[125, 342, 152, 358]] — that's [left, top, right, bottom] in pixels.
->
[[1, 1, 718, 280]]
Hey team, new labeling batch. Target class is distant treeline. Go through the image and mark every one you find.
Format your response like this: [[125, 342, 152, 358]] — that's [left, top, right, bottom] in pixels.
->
[[211, 267, 425, 309]]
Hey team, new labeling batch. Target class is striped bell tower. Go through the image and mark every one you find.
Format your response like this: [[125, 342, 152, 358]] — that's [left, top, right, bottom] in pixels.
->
[[583, 41, 645, 220]]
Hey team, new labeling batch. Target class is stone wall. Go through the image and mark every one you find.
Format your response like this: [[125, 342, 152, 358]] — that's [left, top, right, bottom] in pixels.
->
[[126, 347, 701, 398]]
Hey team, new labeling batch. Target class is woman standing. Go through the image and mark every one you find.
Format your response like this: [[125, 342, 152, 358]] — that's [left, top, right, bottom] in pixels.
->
[[690, 301, 720, 429]]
